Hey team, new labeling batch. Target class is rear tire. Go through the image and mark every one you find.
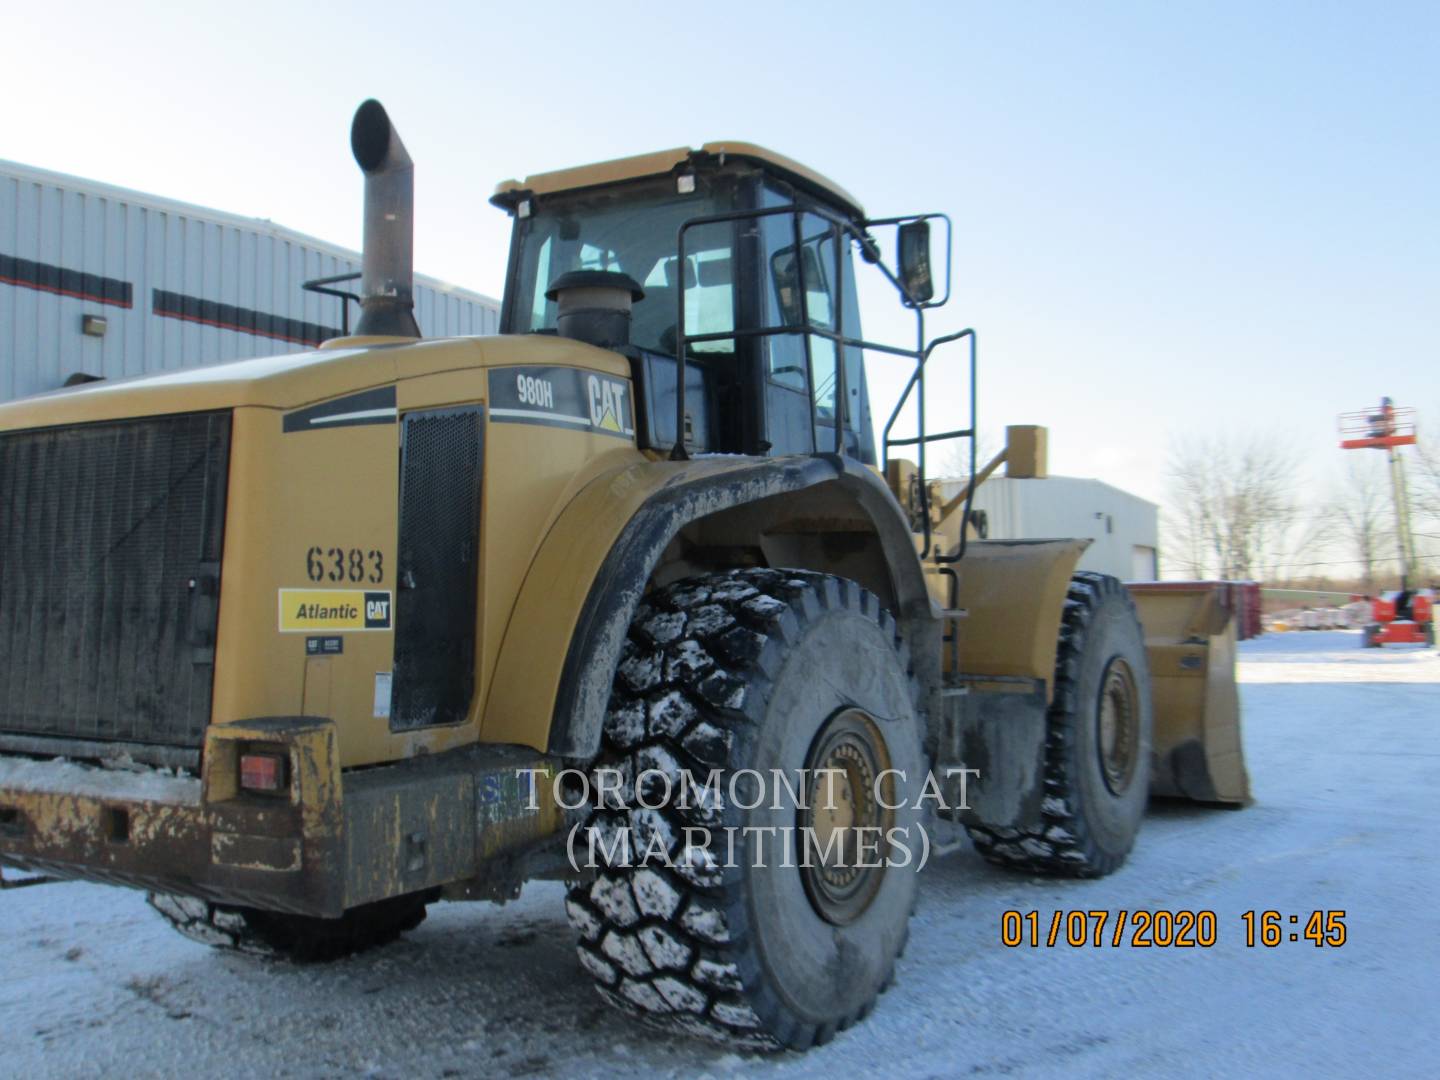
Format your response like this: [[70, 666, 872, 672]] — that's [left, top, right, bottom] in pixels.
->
[[967, 572, 1152, 878], [564, 569, 925, 1049], [147, 889, 434, 962]]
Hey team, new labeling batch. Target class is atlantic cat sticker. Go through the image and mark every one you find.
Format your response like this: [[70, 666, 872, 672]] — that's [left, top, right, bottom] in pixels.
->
[[488, 366, 633, 439], [279, 589, 392, 632]]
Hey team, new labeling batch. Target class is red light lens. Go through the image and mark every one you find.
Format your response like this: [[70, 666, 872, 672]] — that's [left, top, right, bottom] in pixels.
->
[[239, 752, 285, 793]]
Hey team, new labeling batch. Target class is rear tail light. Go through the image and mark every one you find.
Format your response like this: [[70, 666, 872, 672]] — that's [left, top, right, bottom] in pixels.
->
[[239, 752, 288, 794]]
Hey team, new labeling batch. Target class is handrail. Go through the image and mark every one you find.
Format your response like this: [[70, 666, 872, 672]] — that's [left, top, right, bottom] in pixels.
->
[[881, 329, 977, 560], [302, 271, 363, 337]]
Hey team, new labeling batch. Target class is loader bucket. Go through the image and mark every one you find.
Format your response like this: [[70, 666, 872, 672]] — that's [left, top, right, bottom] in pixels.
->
[[1126, 582, 1252, 806]]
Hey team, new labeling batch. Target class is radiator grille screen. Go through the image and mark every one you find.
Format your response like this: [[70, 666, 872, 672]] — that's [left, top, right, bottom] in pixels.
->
[[0, 412, 230, 752], [392, 408, 483, 730]]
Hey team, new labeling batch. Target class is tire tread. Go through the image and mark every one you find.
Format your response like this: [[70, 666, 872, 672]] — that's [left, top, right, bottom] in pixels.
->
[[565, 568, 917, 1049], [147, 890, 432, 962]]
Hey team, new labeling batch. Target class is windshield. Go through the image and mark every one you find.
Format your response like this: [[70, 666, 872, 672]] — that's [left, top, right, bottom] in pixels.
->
[[508, 178, 739, 356]]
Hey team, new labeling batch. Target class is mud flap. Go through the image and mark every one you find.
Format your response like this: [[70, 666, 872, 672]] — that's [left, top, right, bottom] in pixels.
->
[[939, 681, 1049, 831], [1127, 583, 1252, 806]]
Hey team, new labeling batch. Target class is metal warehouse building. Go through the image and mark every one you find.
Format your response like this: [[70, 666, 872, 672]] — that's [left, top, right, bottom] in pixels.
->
[[939, 474, 1160, 581], [0, 160, 499, 403]]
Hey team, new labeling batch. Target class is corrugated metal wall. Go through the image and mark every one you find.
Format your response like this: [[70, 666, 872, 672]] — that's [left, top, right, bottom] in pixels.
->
[[0, 161, 500, 403]]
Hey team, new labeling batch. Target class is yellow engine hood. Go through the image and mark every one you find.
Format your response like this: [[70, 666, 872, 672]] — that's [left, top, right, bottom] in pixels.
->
[[0, 334, 630, 430]]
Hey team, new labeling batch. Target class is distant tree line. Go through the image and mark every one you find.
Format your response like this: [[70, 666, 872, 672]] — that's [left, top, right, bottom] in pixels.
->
[[1163, 412, 1440, 591]]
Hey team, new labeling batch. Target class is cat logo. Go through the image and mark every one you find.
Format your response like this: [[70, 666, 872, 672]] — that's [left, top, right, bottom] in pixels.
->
[[364, 595, 391, 628], [587, 375, 628, 434]]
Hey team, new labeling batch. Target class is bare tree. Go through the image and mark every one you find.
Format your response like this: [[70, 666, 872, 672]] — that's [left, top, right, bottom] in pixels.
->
[[1330, 457, 1392, 593], [1163, 434, 1305, 580], [1403, 420, 1440, 582], [1162, 450, 1215, 578], [1262, 508, 1335, 584], [1413, 421, 1440, 522]]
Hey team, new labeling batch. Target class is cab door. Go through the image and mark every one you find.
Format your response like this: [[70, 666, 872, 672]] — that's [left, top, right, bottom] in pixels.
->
[[756, 204, 869, 460]]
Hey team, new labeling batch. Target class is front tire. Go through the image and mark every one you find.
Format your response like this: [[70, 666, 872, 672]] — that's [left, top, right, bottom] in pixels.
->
[[564, 569, 925, 1049], [967, 572, 1153, 877]]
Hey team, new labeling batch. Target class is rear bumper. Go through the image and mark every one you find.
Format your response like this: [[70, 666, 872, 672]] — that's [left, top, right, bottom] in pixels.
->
[[0, 718, 563, 917]]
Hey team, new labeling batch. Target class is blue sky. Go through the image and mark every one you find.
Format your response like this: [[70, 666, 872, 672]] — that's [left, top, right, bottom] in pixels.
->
[[5, 0, 1436, 510]]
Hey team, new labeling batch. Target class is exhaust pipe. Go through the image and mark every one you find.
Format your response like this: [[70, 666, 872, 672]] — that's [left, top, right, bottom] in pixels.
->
[[350, 99, 421, 338]]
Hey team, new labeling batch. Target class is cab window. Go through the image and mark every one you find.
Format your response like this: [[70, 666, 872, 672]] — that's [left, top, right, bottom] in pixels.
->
[[508, 179, 737, 359], [640, 245, 735, 354]]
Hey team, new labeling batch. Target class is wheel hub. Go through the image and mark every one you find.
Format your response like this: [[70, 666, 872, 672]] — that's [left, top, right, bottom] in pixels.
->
[[1097, 657, 1140, 795], [798, 708, 895, 926]]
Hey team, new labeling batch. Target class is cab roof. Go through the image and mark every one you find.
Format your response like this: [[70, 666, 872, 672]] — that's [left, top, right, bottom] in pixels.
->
[[491, 142, 864, 221]]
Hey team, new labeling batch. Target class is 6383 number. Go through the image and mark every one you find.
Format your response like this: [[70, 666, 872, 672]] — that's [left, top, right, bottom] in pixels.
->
[[306, 546, 384, 584]]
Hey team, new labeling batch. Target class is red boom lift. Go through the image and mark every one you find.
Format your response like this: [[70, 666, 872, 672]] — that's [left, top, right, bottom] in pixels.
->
[[1338, 399, 1434, 647]]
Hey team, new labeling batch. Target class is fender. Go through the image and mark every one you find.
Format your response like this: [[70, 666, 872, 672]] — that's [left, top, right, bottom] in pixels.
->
[[480, 453, 933, 757], [950, 538, 1090, 696]]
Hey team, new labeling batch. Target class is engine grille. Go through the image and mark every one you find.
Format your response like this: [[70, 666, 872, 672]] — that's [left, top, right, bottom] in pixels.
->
[[0, 412, 230, 758], [391, 408, 483, 730]]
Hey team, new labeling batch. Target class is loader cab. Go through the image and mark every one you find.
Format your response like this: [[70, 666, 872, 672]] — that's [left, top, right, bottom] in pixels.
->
[[493, 147, 877, 462]]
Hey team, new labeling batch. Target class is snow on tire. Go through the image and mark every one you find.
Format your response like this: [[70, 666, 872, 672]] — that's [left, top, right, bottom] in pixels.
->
[[564, 568, 925, 1050], [146, 889, 434, 963]]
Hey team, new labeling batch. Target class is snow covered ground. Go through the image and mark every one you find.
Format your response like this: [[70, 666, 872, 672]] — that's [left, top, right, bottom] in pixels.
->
[[4, 630, 1437, 1079]]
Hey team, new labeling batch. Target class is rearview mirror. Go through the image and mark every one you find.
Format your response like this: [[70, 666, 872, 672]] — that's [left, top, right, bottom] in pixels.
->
[[898, 221, 934, 305]]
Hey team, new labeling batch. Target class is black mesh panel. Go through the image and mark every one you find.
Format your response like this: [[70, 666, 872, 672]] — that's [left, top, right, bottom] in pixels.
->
[[392, 408, 483, 730], [0, 413, 230, 753]]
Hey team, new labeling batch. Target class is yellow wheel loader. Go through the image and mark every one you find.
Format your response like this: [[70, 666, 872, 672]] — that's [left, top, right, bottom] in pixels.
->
[[0, 100, 1248, 1049]]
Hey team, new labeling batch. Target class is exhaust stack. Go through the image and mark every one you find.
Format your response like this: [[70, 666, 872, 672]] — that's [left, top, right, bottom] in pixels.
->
[[350, 99, 420, 338]]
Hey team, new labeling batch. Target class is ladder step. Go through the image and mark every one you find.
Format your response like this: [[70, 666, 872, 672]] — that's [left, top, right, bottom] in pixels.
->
[[938, 608, 968, 620], [940, 686, 969, 698]]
